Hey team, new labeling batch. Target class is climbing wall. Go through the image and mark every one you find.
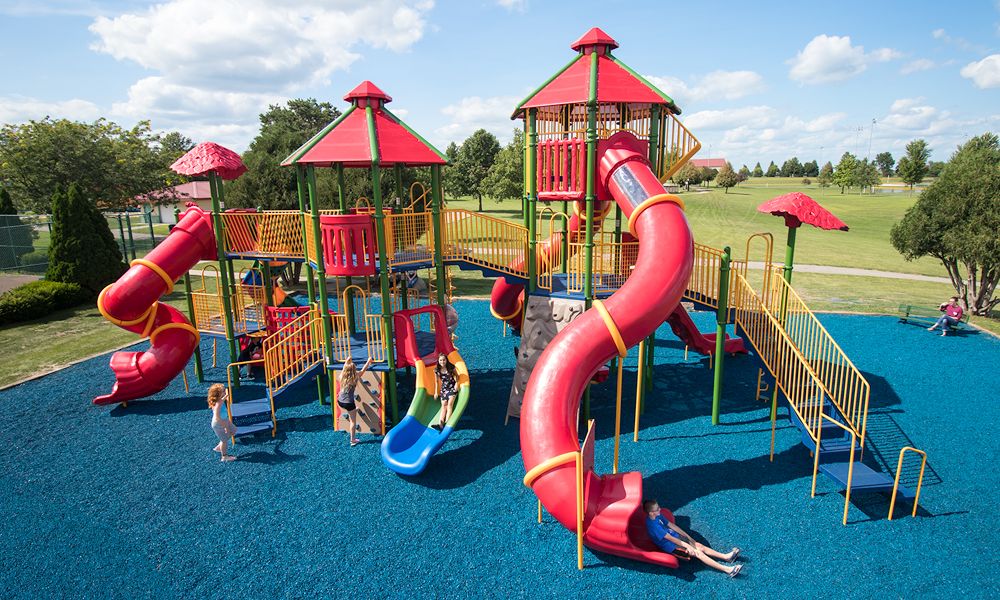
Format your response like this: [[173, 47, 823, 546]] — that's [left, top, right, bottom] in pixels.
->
[[506, 295, 586, 423], [337, 371, 384, 435]]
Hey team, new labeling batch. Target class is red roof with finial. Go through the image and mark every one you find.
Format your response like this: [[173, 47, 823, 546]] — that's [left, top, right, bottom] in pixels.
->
[[282, 82, 446, 167], [170, 141, 247, 180], [513, 28, 680, 118]]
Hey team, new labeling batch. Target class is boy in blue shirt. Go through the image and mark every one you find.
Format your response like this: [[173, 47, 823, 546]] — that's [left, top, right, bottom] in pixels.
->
[[644, 499, 743, 577]]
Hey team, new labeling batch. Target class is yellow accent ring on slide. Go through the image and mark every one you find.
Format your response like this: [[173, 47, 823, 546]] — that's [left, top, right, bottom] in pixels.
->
[[490, 296, 523, 322], [149, 322, 200, 346], [97, 285, 155, 327], [627, 193, 685, 237], [593, 299, 627, 358], [139, 302, 160, 339], [130, 258, 175, 295]]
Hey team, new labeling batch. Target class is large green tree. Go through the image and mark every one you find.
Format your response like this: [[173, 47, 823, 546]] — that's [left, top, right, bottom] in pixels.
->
[[673, 162, 702, 190], [0, 118, 184, 212], [817, 161, 834, 187], [832, 152, 858, 193], [483, 129, 524, 202], [780, 157, 803, 177], [46, 183, 125, 294], [897, 138, 930, 190], [0, 186, 35, 268], [854, 159, 882, 193], [752, 162, 764, 178], [715, 162, 739, 193], [453, 129, 500, 211], [765, 161, 779, 177], [890, 133, 999, 314], [738, 164, 751, 181], [875, 151, 895, 177]]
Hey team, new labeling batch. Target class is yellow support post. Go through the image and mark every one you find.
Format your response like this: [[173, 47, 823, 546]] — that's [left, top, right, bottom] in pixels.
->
[[633, 339, 645, 442], [889, 447, 927, 520], [576, 450, 584, 571], [613, 356, 623, 473]]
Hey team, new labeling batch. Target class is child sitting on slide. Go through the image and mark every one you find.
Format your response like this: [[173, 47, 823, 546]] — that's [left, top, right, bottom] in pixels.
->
[[644, 500, 742, 578]]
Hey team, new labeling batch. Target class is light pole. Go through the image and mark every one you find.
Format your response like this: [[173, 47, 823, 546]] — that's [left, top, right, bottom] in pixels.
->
[[866, 118, 876, 162]]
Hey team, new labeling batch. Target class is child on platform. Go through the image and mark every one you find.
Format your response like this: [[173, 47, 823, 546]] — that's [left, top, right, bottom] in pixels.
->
[[208, 384, 237, 462], [643, 500, 742, 577]]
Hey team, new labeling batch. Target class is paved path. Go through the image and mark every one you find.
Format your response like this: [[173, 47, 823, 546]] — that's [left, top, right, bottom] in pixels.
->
[[744, 262, 950, 284], [0, 274, 41, 294]]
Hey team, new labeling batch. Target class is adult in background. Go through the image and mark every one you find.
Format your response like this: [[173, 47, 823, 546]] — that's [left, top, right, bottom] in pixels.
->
[[928, 296, 964, 336]]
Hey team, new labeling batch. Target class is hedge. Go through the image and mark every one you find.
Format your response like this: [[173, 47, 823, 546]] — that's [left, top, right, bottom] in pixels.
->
[[0, 280, 92, 326]]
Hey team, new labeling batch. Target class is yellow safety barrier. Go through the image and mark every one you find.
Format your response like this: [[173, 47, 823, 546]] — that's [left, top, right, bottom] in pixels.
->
[[684, 243, 746, 310], [263, 306, 324, 396], [441, 209, 529, 278], [889, 447, 928, 521], [812, 413, 857, 526], [384, 212, 434, 268], [222, 211, 306, 259], [652, 110, 701, 182], [556, 232, 637, 295]]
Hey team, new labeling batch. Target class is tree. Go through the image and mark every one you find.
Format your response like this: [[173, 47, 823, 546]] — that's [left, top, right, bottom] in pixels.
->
[[46, 183, 126, 295], [0, 118, 186, 212], [226, 98, 341, 210], [803, 160, 819, 177], [738, 165, 751, 182], [442, 142, 462, 199], [890, 133, 1000, 315], [817, 161, 834, 187], [0, 186, 35, 268], [926, 160, 946, 178], [453, 129, 500, 211], [700, 167, 718, 186], [752, 162, 764, 178], [854, 159, 881, 193], [832, 152, 858, 193], [780, 157, 803, 177], [483, 129, 524, 202], [875, 151, 895, 177], [673, 162, 702, 190], [898, 138, 930, 189], [715, 162, 739, 193], [765, 161, 779, 177]]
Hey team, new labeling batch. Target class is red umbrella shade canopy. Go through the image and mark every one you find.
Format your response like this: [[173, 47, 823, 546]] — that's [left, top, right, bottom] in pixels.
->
[[757, 192, 848, 231], [170, 142, 247, 180]]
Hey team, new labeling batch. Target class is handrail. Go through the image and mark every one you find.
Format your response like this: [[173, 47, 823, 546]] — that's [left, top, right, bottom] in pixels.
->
[[441, 209, 529, 278], [263, 305, 323, 395], [813, 413, 858, 526], [889, 447, 928, 520]]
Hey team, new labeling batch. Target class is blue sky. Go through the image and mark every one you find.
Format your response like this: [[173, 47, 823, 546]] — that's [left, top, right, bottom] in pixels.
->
[[1, 0, 998, 169]]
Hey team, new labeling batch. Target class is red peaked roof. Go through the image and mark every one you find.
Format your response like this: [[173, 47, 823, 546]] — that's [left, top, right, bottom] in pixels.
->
[[170, 142, 247, 180], [282, 82, 446, 167], [757, 192, 849, 231], [513, 29, 680, 118]]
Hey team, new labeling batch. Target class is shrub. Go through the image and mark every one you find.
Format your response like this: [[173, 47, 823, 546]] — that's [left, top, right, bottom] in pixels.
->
[[802, 178, 812, 185], [0, 280, 91, 326], [46, 183, 126, 294], [17, 250, 49, 273]]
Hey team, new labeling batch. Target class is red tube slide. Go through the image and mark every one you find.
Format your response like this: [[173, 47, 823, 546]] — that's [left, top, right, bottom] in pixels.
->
[[94, 205, 217, 405], [520, 132, 693, 567], [490, 201, 608, 334], [666, 304, 747, 356]]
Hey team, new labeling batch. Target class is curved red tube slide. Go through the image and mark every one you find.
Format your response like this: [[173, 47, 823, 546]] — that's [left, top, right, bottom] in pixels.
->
[[94, 206, 217, 405], [520, 132, 694, 567]]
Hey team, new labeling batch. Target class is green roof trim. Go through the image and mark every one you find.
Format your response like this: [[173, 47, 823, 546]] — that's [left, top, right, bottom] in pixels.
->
[[281, 105, 356, 166], [382, 107, 449, 163], [608, 54, 681, 115], [511, 52, 586, 119]]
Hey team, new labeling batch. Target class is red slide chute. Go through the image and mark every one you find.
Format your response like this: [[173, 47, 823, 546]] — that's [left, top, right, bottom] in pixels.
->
[[94, 205, 217, 405], [520, 132, 694, 567]]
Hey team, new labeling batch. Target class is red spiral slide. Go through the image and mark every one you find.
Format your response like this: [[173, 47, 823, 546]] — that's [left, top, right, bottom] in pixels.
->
[[94, 205, 217, 405], [520, 132, 694, 567]]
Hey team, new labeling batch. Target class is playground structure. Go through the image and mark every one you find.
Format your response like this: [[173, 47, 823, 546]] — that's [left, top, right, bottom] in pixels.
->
[[92, 28, 928, 570]]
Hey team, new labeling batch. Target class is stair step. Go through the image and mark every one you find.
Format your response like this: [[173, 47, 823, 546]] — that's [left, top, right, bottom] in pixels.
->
[[818, 462, 916, 498], [230, 398, 274, 436]]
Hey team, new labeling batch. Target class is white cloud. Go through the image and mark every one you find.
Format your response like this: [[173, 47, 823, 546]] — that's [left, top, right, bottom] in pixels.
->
[[901, 59, 935, 75], [435, 95, 520, 145], [646, 70, 765, 106], [960, 54, 1000, 89], [496, 0, 526, 10], [0, 96, 101, 123], [787, 35, 900, 84], [931, 28, 988, 53], [87, 0, 435, 149], [683, 106, 777, 131]]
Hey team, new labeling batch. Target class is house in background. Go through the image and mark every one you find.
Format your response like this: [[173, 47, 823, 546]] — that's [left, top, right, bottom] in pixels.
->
[[689, 158, 727, 169], [139, 181, 221, 224]]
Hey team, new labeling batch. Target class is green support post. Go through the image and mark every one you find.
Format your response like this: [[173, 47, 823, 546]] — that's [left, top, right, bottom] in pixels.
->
[[431, 165, 446, 306], [177, 208, 204, 383], [295, 167, 317, 303], [307, 164, 336, 406], [147, 211, 156, 249], [522, 119, 530, 230], [581, 50, 599, 422], [125, 213, 137, 261], [561, 199, 569, 273], [527, 108, 538, 293], [337, 163, 347, 212], [648, 105, 661, 174], [783, 226, 797, 285], [262, 260, 274, 307], [712, 246, 732, 425], [208, 172, 239, 366], [367, 105, 399, 424], [394, 164, 405, 212]]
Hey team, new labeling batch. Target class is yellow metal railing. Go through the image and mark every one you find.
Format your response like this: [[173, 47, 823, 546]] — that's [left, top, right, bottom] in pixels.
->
[[889, 447, 928, 521], [682, 243, 747, 309], [304, 212, 318, 265], [222, 211, 306, 259], [441, 209, 529, 277], [730, 271, 830, 449], [655, 110, 701, 182], [813, 413, 858, 526], [385, 212, 434, 268], [264, 306, 324, 395], [190, 267, 267, 335], [552, 233, 638, 295], [762, 274, 870, 447]]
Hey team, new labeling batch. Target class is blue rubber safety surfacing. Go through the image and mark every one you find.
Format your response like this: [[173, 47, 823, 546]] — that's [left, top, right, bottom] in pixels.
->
[[0, 301, 998, 598]]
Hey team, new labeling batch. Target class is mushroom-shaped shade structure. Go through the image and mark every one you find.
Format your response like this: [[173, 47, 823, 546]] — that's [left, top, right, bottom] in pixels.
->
[[757, 192, 848, 231], [757, 192, 848, 283], [170, 142, 247, 180]]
